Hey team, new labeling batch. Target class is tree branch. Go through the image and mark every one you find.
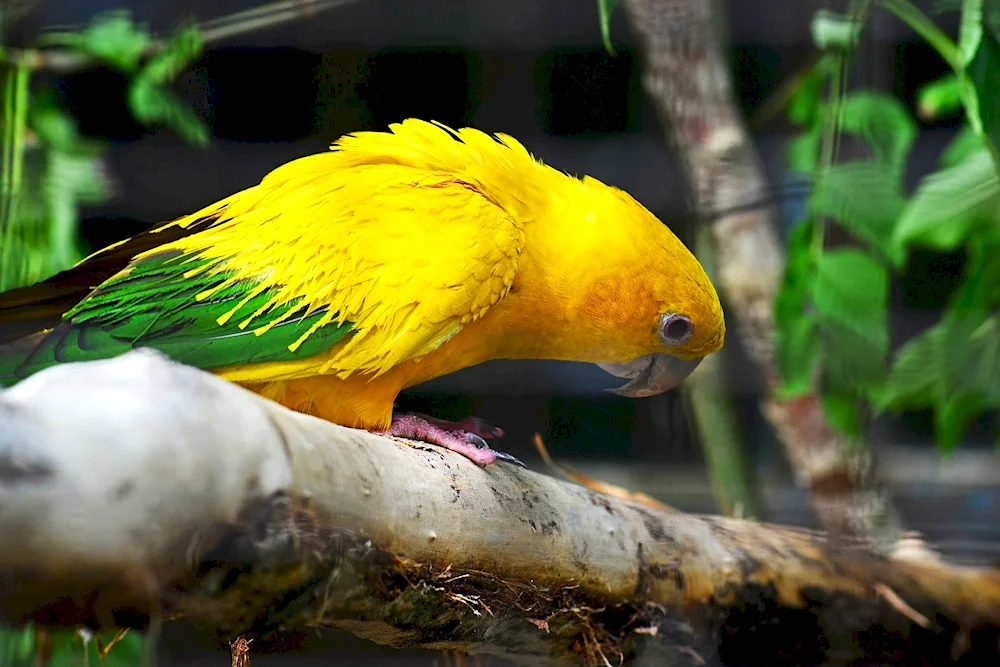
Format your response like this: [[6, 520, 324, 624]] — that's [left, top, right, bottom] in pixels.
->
[[621, 0, 905, 549], [1, 351, 998, 665], [1, 0, 359, 72]]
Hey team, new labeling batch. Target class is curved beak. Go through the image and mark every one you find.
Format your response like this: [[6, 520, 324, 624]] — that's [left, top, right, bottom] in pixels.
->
[[596, 354, 704, 398]]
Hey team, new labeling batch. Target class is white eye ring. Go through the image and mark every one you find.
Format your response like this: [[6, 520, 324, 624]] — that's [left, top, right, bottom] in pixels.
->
[[659, 313, 693, 345]]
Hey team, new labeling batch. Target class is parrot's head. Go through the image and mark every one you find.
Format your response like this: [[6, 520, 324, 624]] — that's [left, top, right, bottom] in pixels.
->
[[539, 175, 727, 398]]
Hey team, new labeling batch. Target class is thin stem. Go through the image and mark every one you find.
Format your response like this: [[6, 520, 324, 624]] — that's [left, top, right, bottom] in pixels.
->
[[0, 0, 360, 72], [879, 0, 1000, 175], [686, 226, 760, 519], [878, 0, 960, 68], [199, 0, 358, 42], [1, 69, 16, 288], [812, 0, 872, 259], [813, 53, 844, 257], [0, 62, 29, 290]]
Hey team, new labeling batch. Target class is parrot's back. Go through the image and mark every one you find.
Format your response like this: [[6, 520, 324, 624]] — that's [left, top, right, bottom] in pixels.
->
[[0, 119, 537, 387], [0, 117, 724, 396]]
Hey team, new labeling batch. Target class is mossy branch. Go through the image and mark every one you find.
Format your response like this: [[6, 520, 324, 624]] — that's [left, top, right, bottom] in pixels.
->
[[0, 351, 998, 665]]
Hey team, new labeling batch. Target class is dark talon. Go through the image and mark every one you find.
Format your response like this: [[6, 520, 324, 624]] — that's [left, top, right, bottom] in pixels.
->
[[466, 433, 490, 449], [493, 450, 527, 468]]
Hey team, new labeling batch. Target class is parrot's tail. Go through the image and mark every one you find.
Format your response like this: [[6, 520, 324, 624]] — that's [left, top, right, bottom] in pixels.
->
[[0, 271, 82, 387], [0, 213, 221, 386], [0, 332, 48, 387]]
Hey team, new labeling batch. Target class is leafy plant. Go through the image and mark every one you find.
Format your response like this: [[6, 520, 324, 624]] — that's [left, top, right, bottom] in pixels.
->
[[777, 0, 1000, 450], [0, 10, 209, 291], [0, 625, 146, 667]]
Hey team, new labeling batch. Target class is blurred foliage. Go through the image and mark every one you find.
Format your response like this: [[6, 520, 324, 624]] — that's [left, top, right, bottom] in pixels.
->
[[0, 4, 347, 662], [777, 0, 1000, 451], [1, 626, 146, 667], [0, 10, 208, 292], [0, 8, 208, 665]]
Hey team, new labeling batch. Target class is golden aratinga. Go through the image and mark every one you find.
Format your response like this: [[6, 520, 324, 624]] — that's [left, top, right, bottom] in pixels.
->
[[0, 119, 725, 466]]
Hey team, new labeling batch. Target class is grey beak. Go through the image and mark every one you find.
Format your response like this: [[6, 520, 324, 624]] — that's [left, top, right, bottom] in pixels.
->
[[596, 354, 704, 398]]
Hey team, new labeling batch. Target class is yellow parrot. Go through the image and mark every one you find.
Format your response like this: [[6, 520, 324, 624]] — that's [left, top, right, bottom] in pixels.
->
[[0, 119, 725, 466]]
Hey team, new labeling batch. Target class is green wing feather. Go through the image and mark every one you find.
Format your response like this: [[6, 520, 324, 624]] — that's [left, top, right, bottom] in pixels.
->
[[3, 250, 353, 385]]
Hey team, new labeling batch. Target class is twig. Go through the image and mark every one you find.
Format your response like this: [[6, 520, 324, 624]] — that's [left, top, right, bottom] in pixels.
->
[[875, 583, 931, 628], [1, 0, 360, 72], [230, 636, 252, 667], [685, 225, 758, 518], [532, 433, 675, 511], [94, 628, 130, 658]]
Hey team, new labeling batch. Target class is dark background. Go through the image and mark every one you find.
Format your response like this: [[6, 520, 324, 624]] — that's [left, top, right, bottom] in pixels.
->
[[7, 0, 999, 663]]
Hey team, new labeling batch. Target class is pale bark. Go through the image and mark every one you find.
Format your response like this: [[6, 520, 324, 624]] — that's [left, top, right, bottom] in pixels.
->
[[622, 0, 904, 549], [1, 351, 999, 666]]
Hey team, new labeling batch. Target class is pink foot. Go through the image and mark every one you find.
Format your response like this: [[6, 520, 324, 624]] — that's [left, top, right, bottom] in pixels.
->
[[387, 413, 524, 467], [409, 412, 505, 440]]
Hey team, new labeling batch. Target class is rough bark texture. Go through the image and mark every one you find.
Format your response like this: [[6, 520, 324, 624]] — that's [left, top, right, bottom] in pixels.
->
[[1, 351, 999, 666], [621, 0, 904, 549]]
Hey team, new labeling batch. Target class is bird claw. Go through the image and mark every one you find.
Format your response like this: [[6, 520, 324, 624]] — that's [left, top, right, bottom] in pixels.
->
[[464, 432, 524, 467], [466, 432, 490, 449], [387, 412, 525, 468], [492, 449, 527, 468], [411, 412, 505, 440]]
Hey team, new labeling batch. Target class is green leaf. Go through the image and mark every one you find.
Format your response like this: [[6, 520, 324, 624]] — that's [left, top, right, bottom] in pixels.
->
[[48, 629, 147, 667], [960, 76, 984, 136], [0, 626, 35, 667], [27, 89, 80, 153], [786, 128, 822, 175], [967, 23, 1000, 164], [940, 126, 985, 167], [128, 80, 209, 146], [0, 627, 149, 667], [960, 0, 985, 66], [786, 62, 828, 127], [987, 0, 1000, 37], [936, 391, 984, 451], [838, 92, 917, 179], [918, 74, 964, 120], [938, 238, 1000, 396], [809, 161, 906, 259], [42, 149, 110, 274], [777, 316, 822, 398], [878, 324, 944, 411], [823, 318, 890, 390], [892, 147, 999, 257], [43, 10, 151, 73], [821, 391, 860, 437], [812, 249, 889, 388], [924, 237, 1000, 449], [597, 0, 622, 55], [126, 22, 208, 145], [776, 218, 816, 328], [811, 10, 862, 50], [775, 219, 819, 397], [141, 22, 204, 84]]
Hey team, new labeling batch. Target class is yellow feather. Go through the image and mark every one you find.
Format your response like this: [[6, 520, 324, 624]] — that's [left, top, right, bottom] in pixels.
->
[[141, 120, 534, 378], [72, 118, 726, 430]]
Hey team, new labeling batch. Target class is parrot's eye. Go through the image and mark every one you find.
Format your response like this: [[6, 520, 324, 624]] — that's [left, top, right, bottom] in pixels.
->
[[659, 313, 692, 345]]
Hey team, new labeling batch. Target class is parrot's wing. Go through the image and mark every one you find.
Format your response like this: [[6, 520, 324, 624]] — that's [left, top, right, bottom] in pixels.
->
[[9, 164, 525, 382]]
